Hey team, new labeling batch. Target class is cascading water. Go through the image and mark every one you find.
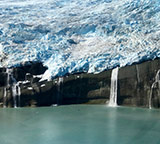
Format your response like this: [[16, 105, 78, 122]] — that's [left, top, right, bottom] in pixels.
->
[[149, 70, 160, 109], [3, 88, 7, 108], [136, 65, 140, 83], [11, 78, 21, 108], [3, 68, 21, 108], [17, 82, 21, 107], [3, 68, 11, 108], [12, 84, 17, 108], [108, 67, 119, 107], [6, 69, 10, 87], [54, 77, 64, 106], [10, 69, 18, 108]]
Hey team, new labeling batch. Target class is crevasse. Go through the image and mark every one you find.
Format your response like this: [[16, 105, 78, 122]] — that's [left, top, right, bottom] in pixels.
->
[[0, 0, 160, 80]]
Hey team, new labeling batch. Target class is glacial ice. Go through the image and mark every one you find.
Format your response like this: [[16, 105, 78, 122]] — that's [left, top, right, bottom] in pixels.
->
[[0, 0, 160, 80]]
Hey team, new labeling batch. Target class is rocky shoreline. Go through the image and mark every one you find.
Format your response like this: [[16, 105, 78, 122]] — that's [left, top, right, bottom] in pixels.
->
[[0, 59, 160, 108]]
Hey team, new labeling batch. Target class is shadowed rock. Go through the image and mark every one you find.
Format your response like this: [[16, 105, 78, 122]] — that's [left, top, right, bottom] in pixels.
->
[[0, 59, 160, 108]]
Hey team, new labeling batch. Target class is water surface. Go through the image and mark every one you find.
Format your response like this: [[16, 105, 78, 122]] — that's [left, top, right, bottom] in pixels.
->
[[0, 105, 160, 144]]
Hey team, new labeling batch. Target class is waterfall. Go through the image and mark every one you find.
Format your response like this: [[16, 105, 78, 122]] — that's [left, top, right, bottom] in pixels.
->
[[6, 68, 10, 87], [57, 77, 63, 104], [12, 84, 17, 108], [53, 77, 64, 106], [3, 88, 7, 108], [10, 69, 18, 108], [3, 68, 11, 108], [108, 67, 119, 107], [58, 77, 64, 86], [149, 69, 160, 109], [149, 82, 156, 109], [17, 82, 21, 107], [3, 68, 21, 108], [12, 82, 21, 108], [136, 65, 140, 83]]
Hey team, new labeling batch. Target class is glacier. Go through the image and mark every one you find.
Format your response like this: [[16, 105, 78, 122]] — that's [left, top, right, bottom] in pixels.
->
[[0, 0, 160, 80]]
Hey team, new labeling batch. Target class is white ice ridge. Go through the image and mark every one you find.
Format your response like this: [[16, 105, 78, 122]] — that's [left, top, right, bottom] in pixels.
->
[[0, 0, 160, 80]]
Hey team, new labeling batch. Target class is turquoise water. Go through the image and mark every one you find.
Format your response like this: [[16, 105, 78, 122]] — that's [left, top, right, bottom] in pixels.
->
[[0, 105, 160, 144]]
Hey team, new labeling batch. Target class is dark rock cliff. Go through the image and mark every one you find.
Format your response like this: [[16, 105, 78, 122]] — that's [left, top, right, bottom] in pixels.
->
[[0, 59, 160, 108]]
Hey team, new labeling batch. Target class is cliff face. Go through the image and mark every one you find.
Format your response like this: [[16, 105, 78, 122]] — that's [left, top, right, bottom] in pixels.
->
[[118, 59, 160, 108], [0, 59, 160, 108]]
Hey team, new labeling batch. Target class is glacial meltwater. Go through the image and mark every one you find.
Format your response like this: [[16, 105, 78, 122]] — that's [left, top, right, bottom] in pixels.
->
[[0, 105, 160, 144], [108, 67, 119, 107]]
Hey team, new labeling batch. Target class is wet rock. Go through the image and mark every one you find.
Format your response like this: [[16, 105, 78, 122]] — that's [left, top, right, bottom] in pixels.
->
[[0, 73, 7, 87], [25, 73, 33, 82], [61, 71, 111, 104], [0, 68, 6, 73], [0, 59, 160, 108], [13, 68, 26, 81], [118, 59, 160, 108], [0, 87, 4, 100], [32, 77, 41, 83], [20, 61, 48, 75]]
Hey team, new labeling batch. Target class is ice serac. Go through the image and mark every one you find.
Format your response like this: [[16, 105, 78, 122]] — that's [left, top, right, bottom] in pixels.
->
[[0, 0, 160, 79], [108, 67, 119, 107]]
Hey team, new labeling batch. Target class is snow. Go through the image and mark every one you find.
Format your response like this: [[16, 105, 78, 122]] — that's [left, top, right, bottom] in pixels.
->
[[40, 84, 45, 88], [27, 87, 33, 90], [0, 0, 160, 80]]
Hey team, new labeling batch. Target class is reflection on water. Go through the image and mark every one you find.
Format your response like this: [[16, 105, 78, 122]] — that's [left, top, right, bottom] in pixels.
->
[[0, 105, 160, 144]]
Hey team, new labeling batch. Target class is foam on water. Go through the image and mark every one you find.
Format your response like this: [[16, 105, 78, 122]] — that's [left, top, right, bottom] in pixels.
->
[[0, 0, 160, 80]]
